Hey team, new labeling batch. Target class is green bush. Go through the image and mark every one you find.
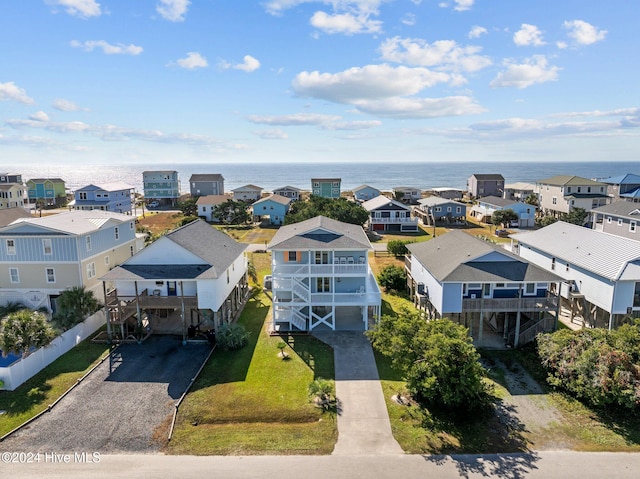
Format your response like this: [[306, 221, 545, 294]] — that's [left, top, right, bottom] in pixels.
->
[[386, 240, 410, 257], [377, 265, 407, 293], [216, 323, 250, 351]]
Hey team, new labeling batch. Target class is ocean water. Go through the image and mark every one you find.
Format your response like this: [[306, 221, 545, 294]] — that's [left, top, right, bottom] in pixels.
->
[[5, 161, 636, 194]]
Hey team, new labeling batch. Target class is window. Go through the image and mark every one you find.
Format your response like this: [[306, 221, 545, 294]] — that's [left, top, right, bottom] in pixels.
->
[[566, 263, 570, 272], [567, 187, 572, 193], [447, 207, 451, 212], [105, 255, 110, 266], [577, 187, 582, 193], [332, 182, 339, 187], [551, 257, 556, 270], [587, 187, 591, 193], [607, 216, 612, 224], [456, 207, 461, 214], [483, 284, 491, 297], [634, 282, 640, 308], [130, 221, 134, 230], [86, 262, 96, 279], [6, 239, 16, 255], [46, 267, 55, 283], [79, 192, 87, 200], [313, 182, 319, 187], [226, 269, 230, 284], [618, 219, 623, 226], [86, 236, 92, 251], [315, 251, 329, 264], [316, 277, 330, 293], [435, 206, 442, 212], [552, 196, 557, 205], [130, 245, 134, 256], [631, 221, 637, 233], [288, 251, 297, 262], [9, 267, 19, 283], [114, 227, 119, 240], [525, 283, 535, 295]]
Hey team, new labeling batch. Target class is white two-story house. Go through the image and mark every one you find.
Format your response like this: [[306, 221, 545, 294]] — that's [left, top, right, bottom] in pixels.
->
[[0, 210, 143, 311], [101, 219, 248, 342], [268, 216, 381, 332]]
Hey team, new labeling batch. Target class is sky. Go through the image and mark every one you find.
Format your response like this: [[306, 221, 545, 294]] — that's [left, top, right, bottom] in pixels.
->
[[0, 0, 638, 165]]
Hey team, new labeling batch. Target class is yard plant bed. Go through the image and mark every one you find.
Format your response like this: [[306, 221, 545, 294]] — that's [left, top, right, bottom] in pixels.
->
[[165, 289, 337, 455]]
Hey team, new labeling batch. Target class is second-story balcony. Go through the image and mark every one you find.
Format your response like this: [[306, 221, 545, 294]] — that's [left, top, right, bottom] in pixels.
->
[[369, 216, 418, 224], [272, 263, 368, 276], [462, 295, 558, 313]]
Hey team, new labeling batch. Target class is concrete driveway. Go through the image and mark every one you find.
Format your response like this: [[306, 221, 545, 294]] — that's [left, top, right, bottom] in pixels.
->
[[0, 336, 211, 454], [313, 331, 403, 455]]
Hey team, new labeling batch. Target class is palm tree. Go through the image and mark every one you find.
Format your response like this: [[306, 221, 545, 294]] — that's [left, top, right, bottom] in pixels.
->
[[0, 309, 56, 357], [53, 286, 100, 329], [308, 378, 335, 410]]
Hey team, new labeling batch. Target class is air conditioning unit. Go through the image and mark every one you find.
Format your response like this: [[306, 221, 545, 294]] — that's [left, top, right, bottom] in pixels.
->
[[470, 294, 477, 299], [417, 283, 425, 295]]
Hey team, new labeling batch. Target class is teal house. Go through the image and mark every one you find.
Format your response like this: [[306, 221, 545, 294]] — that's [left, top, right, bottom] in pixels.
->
[[252, 194, 291, 225], [26, 178, 67, 207], [312, 178, 341, 198]]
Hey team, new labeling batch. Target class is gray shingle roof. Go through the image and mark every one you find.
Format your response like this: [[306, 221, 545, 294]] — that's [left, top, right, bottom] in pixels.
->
[[477, 196, 520, 208], [253, 194, 291, 206], [511, 221, 640, 281], [268, 216, 371, 251], [407, 230, 562, 283], [361, 196, 410, 212], [591, 201, 640, 218], [418, 197, 465, 208], [470, 174, 504, 181], [102, 264, 214, 281], [189, 174, 224, 182]]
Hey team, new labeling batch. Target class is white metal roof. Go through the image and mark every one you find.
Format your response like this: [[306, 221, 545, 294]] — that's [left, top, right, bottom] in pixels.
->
[[511, 221, 640, 281], [5, 210, 133, 235]]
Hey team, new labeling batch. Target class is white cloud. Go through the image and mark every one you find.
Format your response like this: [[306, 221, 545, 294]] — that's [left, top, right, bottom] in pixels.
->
[[29, 111, 50, 122], [46, 0, 102, 18], [310, 11, 382, 34], [352, 96, 485, 119], [175, 52, 208, 69], [513, 24, 545, 46], [563, 20, 607, 46], [379, 37, 492, 72], [220, 55, 261, 72], [490, 55, 560, 89], [468, 26, 487, 39], [0, 82, 35, 105], [156, 0, 190, 22], [53, 99, 86, 111], [401, 13, 416, 27], [439, 0, 474, 11], [252, 129, 289, 139], [321, 120, 382, 130], [292, 64, 451, 103], [551, 108, 640, 119], [70, 40, 143, 55], [247, 113, 341, 126]]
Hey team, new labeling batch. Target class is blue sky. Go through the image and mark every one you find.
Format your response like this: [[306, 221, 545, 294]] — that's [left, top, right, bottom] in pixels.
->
[[0, 0, 638, 165]]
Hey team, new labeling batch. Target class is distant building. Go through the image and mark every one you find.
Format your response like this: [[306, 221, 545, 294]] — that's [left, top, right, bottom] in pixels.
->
[[470, 196, 536, 228], [467, 174, 504, 199], [599, 174, 640, 202], [189, 174, 225, 197], [143, 171, 180, 206], [68, 182, 134, 214], [0, 173, 23, 184], [232, 184, 263, 203], [591, 201, 640, 240], [252, 194, 291, 226], [273, 186, 301, 202], [311, 178, 341, 198], [352, 184, 381, 202], [26, 178, 67, 207], [362, 196, 418, 232], [196, 195, 231, 222], [415, 197, 466, 226], [503, 182, 536, 202], [392, 186, 421, 204], [429, 187, 464, 200], [536, 175, 608, 217], [0, 207, 31, 227], [0, 183, 25, 210]]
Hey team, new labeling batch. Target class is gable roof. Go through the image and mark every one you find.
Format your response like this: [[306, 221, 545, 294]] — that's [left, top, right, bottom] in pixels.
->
[[362, 195, 410, 212], [26, 178, 65, 184], [196, 194, 230, 206], [253, 194, 291, 206], [311, 178, 341, 183], [392, 186, 420, 192], [417, 197, 465, 207], [0, 183, 22, 191], [621, 188, 640, 199], [352, 184, 380, 193], [273, 185, 301, 192], [431, 187, 465, 193], [477, 196, 521, 208], [537, 175, 606, 187], [511, 221, 640, 281], [232, 184, 262, 192], [470, 174, 504, 181], [600, 174, 640, 185], [189, 174, 224, 182], [504, 182, 536, 190], [268, 216, 370, 250], [591, 201, 640, 219], [102, 220, 246, 281], [75, 182, 133, 192], [407, 231, 560, 283], [0, 207, 32, 227], [1, 210, 131, 235]]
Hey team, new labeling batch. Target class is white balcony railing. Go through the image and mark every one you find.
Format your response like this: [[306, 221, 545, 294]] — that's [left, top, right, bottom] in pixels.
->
[[272, 263, 368, 276], [369, 217, 418, 224]]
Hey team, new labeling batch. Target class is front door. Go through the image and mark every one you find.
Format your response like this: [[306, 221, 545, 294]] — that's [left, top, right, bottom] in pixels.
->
[[167, 281, 177, 296]]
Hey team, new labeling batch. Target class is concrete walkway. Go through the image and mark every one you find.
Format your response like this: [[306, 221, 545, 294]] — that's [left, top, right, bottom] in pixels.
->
[[312, 331, 403, 455]]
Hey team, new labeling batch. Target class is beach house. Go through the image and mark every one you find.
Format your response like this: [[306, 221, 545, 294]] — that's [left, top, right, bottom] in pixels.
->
[[470, 196, 536, 228], [189, 174, 225, 197], [26, 178, 66, 207], [68, 182, 134, 215], [0, 183, 25, 210], [196, 195, 231, 222], [232, 184, 263, 203], [392, 186, 421, 204], [143, 171, 180, 206], [273, 186, 301, 202], [599, 174, 640, 201], [591, 201, 640, 240], [252, 194, 291, 226], [467, 174, 504, 199], [352, 184, 381, 202], [311, 178, 341, 198], [536, 175, 609, 218], [362, 196, 418, 232], [414, 197, 466, 226]]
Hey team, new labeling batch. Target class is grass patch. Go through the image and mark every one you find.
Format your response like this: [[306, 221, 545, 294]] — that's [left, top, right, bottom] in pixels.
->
[[165, 288, 337, 455], [0, 336, 110, 436], [217, 225, 278, 244]]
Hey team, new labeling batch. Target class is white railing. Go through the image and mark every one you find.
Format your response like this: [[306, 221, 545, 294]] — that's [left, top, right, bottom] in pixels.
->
[[272, 263, 368, 276], [292, 279, 309, 301], [369, 217, 418, 224]]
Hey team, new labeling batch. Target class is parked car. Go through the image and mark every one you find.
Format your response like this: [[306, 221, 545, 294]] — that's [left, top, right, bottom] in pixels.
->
[[495, 229, 510, 238], [147, 201, 160, 208]]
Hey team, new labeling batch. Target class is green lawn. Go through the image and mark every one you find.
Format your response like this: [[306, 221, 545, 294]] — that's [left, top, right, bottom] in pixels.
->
[[0, 336, 110, 437], [166, 265, 337, 455]]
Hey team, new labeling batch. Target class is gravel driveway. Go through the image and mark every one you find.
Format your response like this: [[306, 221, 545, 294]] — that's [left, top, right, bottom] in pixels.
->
[[0, 336, 211, 454]]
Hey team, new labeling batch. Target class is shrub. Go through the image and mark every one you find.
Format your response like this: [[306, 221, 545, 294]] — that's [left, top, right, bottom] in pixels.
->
[[0, 309, 57, 358], [386, 240, 410, 257], [377, 265, 407, 293], [216, 323, 250, 351]]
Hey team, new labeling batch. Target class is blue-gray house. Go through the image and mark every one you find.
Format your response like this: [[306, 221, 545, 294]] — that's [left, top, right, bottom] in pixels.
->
[[352, 184, 381, 202], [470, 196, 536, 228], [415, 197, 466, 226], [69, 182, 134, 215], [406, 230, 562, 347], [600, 173, 640, 201], [252, 194, 291, 225]]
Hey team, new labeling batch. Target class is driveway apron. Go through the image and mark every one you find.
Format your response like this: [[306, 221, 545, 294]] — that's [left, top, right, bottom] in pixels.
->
[[313, 331, 403, 455]]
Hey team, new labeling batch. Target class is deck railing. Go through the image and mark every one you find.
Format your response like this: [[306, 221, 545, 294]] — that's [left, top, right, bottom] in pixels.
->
[[463, 296, 558, 313]]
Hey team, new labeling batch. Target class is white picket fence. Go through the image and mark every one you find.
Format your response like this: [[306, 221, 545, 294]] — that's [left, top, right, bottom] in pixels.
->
[[0, 309, 106, 391]]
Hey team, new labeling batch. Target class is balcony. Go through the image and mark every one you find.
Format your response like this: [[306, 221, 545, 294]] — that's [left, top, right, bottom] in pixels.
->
[[272, 263, 368, 276], [462, 296, 558, 313], [105, 289, 199, 316], [369, 217, 418, 224]]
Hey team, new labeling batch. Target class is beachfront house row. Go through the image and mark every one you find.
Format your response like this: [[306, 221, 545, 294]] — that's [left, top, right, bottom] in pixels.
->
[[232, 184, 263, 203], [392, 186, 421, 204], [252, 194, 291, 226], [272, 186, 301, 202], [26, 178, 66, 207], [143, 171, 180, 206], [414, 197, 466, 226], [101, 219, 248, 342], [467, 174, 505, 199], [311, 178, 341, 198], [429, 187, 465, 200], [196, 195, 231, 222], [536, 175, 609, 218], [189, 174, 225, 198], [591, 202, 640, 240], [267, 216, 381, 332], [362, 196, 418, 233], [0, 183, 25, 210], [0, 173, 23, 184], [511, 221, 640, 330], [406, 231, 562, 347], [68, 182, 134, 215], [470, 196, 536, 228], [352, 184, 381, 202], [599, 174, 640, 202], [503, 182, 536, 202], [0, 210, 143, 312]]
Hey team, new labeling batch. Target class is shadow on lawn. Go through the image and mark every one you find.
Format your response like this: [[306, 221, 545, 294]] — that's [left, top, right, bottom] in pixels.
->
[[281, 334, 335, 381]]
